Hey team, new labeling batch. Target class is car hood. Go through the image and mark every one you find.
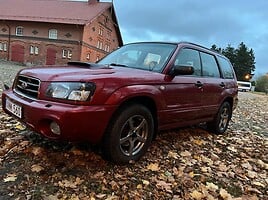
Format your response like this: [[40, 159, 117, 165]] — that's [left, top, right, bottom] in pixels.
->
[[18, 64, 164, 83]]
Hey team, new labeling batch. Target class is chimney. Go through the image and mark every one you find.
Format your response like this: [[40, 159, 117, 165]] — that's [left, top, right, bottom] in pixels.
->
[[88, 0, 99, 4]]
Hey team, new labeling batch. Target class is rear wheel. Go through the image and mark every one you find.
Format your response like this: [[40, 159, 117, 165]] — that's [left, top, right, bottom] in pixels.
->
[[207, 101, 232, 134], [102, 104, 154, 164]]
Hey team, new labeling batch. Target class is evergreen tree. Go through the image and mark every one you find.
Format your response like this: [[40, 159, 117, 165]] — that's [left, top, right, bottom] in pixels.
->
[[211, 44, 222, 53], [222, 45, 236, 66], [234, 42, 255, 81], [211, 42, 255, 81]]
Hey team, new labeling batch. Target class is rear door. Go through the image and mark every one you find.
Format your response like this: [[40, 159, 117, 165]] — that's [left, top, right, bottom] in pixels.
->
[[199, 51, 224, 117]]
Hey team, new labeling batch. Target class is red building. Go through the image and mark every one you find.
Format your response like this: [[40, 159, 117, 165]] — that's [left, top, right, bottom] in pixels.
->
[[0, 0, 123, 65]]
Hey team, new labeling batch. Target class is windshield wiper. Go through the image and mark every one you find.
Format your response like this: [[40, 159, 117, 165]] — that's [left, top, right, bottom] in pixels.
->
[[109, 63, 128, 67]]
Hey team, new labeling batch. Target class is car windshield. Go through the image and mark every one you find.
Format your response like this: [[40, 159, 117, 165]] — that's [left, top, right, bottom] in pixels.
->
[[97, 43, 177, 72]]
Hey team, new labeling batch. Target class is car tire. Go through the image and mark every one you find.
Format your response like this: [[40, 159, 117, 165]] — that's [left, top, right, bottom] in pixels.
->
[[207, 101, 232, 135], [102, 104, 154, 164]]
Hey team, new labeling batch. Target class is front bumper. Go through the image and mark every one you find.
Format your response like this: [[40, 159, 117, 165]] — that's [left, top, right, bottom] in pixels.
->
[[2, 90, 117, 143]]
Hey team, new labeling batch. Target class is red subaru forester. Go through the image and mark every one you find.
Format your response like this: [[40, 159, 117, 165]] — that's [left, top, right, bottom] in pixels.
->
[[2, 42, 238, 163]]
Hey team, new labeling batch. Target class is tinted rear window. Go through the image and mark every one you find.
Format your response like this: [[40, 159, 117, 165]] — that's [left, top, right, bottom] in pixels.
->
[[217, 56, 234, 79], [200, 52, 220, 78]]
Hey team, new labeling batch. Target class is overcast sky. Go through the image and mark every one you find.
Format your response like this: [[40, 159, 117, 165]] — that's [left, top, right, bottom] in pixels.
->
[[99, 0, 268, 76]]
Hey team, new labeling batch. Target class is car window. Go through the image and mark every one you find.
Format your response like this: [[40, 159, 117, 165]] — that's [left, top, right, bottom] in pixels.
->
[[200, 52, 220, 78], [217, 56, 234, 79], [174, 48, 201, 76], [117, 50, 142, 65], [98, 43, 177, 72], [144, 53, 161, 70]]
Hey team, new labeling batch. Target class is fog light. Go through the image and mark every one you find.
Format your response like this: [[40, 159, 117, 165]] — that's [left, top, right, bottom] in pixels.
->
[[50, 121, 61, 135]]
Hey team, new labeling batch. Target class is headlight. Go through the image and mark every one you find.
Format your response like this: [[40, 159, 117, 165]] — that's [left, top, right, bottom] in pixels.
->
[[46, 82, 96, 101]]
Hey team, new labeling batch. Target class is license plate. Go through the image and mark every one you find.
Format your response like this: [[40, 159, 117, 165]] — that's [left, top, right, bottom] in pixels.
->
[[6, 98, 22, 118]]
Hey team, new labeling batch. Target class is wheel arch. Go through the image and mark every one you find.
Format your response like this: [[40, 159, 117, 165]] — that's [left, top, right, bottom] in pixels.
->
[[105, 95, 158, 139], [222, 96, 234, 114], [101, 96, 158, 163]]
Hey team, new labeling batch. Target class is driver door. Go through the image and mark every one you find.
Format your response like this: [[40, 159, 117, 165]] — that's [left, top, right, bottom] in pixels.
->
[[161, 48, 204, 126]]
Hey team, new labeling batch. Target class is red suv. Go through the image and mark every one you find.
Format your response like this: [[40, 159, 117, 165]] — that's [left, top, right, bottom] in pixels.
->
[[2, 42, 238, 163]]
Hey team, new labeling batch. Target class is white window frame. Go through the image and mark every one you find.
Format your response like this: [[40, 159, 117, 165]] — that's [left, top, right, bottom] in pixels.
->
[[97, 40, 104, 50], [67, 50, 72, 59], [3, 43, 7, 52], [30, 45, 34, 54], [0, 42, 8, 52], [98, 28, 103, 36], [49, 29, 57, 39], [104, 44, 110, 52], [30, 45, 39, 55], [34, 46, 39, 55], [16, 26, 23, 36], [62, 49, 72, 59], [62, 49, 67, 58], [86, 53, 90, 60]]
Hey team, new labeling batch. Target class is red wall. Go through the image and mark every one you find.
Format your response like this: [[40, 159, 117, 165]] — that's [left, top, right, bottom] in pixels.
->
[[0, 8, 121, 65]]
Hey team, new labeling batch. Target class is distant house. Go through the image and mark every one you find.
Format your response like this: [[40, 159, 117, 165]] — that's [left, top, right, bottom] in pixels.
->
[[0, 0, 123, 65]]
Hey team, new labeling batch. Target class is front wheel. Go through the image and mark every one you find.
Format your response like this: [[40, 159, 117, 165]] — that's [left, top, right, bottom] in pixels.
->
[[102, 104, 154, 164], [207, 101, 232, 135]]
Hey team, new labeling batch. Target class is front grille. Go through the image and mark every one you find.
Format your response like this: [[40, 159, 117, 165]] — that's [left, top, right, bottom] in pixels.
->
[[14, 75, 40, 99]]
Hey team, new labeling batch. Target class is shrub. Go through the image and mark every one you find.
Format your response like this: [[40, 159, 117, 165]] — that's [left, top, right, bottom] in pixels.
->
[[255, 74, 268, 93]]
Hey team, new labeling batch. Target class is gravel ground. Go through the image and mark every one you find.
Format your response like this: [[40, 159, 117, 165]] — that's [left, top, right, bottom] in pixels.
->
[[0, 60, 27, 92], [0, 60, 267, 199]]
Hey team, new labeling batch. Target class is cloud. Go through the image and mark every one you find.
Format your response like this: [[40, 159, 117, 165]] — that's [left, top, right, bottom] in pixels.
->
[[113, 0, 268, 74]]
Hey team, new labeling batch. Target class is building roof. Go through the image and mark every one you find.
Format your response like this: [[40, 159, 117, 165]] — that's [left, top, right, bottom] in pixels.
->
[[0, 0, 112, 25]]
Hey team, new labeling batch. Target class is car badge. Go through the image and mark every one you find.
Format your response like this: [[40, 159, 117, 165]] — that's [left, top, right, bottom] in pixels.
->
[[21, 81, 28, 89]]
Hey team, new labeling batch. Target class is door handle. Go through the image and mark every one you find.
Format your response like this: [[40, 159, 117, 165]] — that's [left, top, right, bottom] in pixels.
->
[[195, 81, 203, 88], [219, 82, 225, 88]]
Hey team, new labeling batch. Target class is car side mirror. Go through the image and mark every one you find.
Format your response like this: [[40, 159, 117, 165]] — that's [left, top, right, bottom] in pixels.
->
[[170, 64, 195, 76]]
